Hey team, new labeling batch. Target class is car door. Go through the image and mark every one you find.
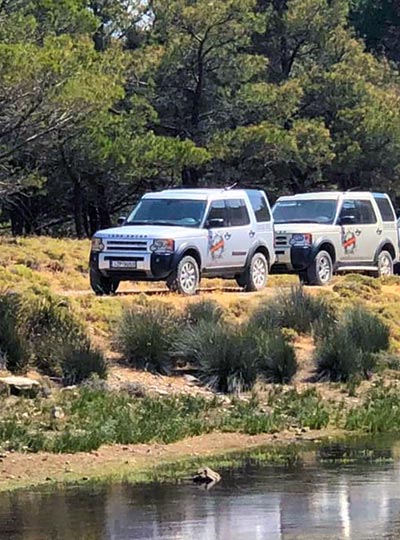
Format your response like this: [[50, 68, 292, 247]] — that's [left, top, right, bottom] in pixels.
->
[[225, 198, 253, 268], [204, 200, 234, 268], [356, 199, 380, 262], [338, 199, 377, 262]]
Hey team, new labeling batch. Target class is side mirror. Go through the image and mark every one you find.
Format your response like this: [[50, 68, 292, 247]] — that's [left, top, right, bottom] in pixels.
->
[[339, 215, 356, 226], [117, 216, 127, 226], [205, 218, 225, 229]]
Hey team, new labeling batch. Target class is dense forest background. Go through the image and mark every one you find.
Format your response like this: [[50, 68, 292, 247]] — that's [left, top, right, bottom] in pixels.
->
[[1, 0, 400, 236]]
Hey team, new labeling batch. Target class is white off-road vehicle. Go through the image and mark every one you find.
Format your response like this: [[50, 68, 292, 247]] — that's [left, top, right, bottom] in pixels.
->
[[89, 188, 275, 295], [272, 191, 399, 285]]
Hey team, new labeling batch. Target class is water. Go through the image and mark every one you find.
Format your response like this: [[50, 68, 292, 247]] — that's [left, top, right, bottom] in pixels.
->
[[2, 440, 400, 540]]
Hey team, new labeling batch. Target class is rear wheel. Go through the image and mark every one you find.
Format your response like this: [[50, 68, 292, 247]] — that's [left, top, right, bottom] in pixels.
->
[[241, 252, 269, 292], [374, 250, 393, 278], [90, 270, 119, 296], [306, 250, 333, 286], [166, 255, 199, 295]]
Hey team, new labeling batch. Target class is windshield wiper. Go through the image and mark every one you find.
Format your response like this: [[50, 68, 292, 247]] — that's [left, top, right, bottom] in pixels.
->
[[275, 219, 322, 224], [125, 220, 179, 226]]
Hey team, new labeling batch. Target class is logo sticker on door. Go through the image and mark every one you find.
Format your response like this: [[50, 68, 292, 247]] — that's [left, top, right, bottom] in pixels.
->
[[342, 231, 357, 254], [208, 232, 225, 259]]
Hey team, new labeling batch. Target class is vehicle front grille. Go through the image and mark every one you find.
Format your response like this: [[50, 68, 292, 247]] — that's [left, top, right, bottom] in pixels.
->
[[274, 234, 290, 247], [104, 239, 149, 253]]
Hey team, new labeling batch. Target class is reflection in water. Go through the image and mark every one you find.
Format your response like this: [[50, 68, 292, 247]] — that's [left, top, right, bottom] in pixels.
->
[[2, 444, 400, 539]]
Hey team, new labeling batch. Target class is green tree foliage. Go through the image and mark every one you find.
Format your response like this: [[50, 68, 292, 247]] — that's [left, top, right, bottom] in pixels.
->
[[1, 0, 400, 235]]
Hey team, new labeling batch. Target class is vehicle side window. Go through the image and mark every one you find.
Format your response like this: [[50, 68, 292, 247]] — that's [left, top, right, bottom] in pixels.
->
[[357, 200, 377, 224], [246, 190, 271, 222], [339, 200, 361, 224], [373, 196, 396, 222], [227, 199, 250, 226], [206, 200, 228, 228]]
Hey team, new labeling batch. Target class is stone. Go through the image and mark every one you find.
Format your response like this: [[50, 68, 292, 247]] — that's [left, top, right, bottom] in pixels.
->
[[51, 406, 65, 420], [0, 376, 40, 398], [192, 467, 221, 489], [184, 374, 199, 385]]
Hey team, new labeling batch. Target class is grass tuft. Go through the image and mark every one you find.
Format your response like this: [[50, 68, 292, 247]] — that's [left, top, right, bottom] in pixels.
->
[[116, 302, 180, 374]]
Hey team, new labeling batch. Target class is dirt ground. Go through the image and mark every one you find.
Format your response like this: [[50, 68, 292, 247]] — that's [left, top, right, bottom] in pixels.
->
[[0, 428, 338, 493]]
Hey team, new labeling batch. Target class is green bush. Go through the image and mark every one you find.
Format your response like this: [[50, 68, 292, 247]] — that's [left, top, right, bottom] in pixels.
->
[[176, 321, 258, 393], [116, 302, 180, 374], [250, 286, 335, 335], [315, 306, 389, 382], [254, 331, 298, 384], [315, 327, 372, 382], [20, 292, 87, 377], [61, 345, 107, 386], [0, 292, 29, 372], [343, 306, 390, 354], [183, 299, 224, 326]]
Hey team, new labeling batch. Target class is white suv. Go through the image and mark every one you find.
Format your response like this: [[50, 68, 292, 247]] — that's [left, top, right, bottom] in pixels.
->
[[89, 188, 275, 295], [272, 191, 399, 285]]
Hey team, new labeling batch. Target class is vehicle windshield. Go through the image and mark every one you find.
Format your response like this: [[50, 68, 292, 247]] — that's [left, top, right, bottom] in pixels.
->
[[126, 198, 207, 228], [273, 199, 338, 224]]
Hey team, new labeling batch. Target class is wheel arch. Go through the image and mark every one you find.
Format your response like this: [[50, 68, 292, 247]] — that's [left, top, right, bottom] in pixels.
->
[[245, 242, 271, 269], [374, 240, 396, 263], [314, 240, 336, 265], [174, 246, 202, 271]]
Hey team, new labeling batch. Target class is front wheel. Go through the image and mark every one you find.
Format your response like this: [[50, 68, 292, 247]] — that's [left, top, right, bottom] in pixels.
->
[[166, 255, 200, 295], [90, 270, 119, 296], [375, 250, 394, 278], [306, 250, 333, 286], [241, 252, 269, 292]]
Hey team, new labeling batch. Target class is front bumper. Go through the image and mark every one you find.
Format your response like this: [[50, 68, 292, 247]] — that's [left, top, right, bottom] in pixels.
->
[[89, 251, 175, 280], [273, 246, 314, 272]]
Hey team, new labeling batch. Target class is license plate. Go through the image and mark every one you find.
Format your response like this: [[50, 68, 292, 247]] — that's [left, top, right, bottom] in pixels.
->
[[111, 260, 137, 269]]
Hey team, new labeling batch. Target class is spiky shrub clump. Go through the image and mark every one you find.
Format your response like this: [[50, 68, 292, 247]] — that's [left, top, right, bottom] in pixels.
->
[[61, 345, 107, 386], [343, 306, 390, 354], [116, 302, 179, 374], [176, 321, 257, 393], [315, 305, 390, 382], [183, 299, 224, 326], [20, 292, 87, 377], [0, 292, 29, 372], [254, 330, 298, 384], [249, 286, 335, 335]]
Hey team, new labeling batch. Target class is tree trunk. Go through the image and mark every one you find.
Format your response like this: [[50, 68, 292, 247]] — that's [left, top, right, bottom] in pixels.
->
[[73, 178, 84, 238], [96, 184, 112, 229]]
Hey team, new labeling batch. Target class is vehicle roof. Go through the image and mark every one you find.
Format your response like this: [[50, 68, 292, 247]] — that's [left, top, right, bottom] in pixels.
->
[[142, 188, 257, 201], [276, 191, 389, 202]]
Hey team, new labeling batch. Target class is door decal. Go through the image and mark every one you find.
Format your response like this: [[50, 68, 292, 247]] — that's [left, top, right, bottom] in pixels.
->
[[342, 231, 357, 254], [208, 231, 225, 259]]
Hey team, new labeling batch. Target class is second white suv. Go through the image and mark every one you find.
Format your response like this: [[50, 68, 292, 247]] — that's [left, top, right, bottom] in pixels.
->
[[272, 191, 399, 285]]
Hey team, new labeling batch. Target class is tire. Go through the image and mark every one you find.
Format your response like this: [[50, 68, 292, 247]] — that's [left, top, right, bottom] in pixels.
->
[[90, 269, 119, 296], [242, 252, 269, 292], [374, 250, 394, 278], [306, 250, 333, 286], [166, 255, 199, 295]]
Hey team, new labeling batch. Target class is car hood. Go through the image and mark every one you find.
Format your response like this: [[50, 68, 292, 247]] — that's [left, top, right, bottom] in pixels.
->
[[94, 225, 206, 240], [274, 223, 337, 235]]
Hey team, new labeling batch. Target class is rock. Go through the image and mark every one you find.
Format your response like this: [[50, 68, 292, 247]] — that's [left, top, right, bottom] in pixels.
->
[[192, 467, 221, 489], [51, 406, 65, 420], [184, 374, 199, 385], [0, 376, 40, 398]]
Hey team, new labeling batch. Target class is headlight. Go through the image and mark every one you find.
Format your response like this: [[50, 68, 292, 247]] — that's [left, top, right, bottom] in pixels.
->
[[149, 239, 175, 253], [289, 233, 312, 247], [91, 237, 105, 252]]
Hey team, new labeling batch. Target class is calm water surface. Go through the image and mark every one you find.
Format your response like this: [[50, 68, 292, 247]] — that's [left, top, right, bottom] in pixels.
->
[[2, 440, 400, 540]]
